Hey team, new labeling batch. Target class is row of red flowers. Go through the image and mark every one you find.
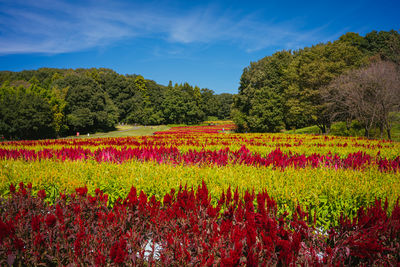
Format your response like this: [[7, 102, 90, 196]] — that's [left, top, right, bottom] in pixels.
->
[[1, 182, 399, 266], [0, 145, 399, 172], [1, 134, 393, 150]]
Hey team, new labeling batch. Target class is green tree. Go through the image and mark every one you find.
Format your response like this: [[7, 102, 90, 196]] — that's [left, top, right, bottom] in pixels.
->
[[200, 88, 219, 119], [284, 41, 365, 132], [56, 74, 118, 133], [232, 50, 292, 132], [215, 93, 233, 120], [162, 83, 205, 124], [49, 85, 68, 137], [0, 84, 54, 139]]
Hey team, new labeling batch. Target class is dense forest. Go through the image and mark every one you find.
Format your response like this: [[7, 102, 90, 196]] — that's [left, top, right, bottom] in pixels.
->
[[232, 30, 400, 138], [0, 68, 233, 139]]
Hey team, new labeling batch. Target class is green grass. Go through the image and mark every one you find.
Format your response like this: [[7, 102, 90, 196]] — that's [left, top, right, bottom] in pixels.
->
[[66, 125, 170, 139], [285, 125, 322, 135], [391, 113, 400, 141]]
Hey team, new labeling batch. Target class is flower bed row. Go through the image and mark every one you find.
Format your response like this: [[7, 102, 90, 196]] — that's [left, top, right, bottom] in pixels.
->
[[1, 133, 395, 151], [1, 146, 399, 172], [1, 182, 399, 266]]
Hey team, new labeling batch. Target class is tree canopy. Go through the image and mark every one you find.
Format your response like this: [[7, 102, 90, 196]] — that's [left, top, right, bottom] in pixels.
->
[[232, 30, 400, 137], [0, 68, 233, 140]]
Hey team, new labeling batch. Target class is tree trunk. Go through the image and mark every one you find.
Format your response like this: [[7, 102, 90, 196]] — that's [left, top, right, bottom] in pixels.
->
[[320, 124, 326, 134], [364, 126, 369, 139], [346, 119, 351, 131], [387, 128, 392, 140]]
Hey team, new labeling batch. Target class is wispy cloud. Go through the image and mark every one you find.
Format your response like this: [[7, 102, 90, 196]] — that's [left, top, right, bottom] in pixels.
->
[[0, 0, 335, 55]]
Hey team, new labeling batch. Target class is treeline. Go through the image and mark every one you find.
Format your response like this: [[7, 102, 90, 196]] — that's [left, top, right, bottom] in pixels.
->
[[0, 68, 233, 139], [232, 30, 400, 138]]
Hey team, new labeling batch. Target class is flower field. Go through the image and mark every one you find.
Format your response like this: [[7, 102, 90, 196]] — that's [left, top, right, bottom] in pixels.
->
[[1, 124, 400, 265]]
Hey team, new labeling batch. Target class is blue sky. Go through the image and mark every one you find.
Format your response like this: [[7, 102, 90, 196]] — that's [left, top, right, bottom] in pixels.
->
[[0, 0, 399, 94]]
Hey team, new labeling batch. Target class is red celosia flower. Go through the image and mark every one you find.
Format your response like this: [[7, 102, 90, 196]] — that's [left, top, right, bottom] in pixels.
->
[[75, 187, 88, 197], [277, 239, 293, 264], [13, 237, 24, 250], [55, 204, 64, 223], [0, 219, 12, 243], [73, 204, 81, 215], [45, 214, 57, 228], [74, 231, 85, 257], [88, 195, 97, 204], [95, 188, 101, 196], [17, 182, 28, 196], [34, 233, 44, 247], [31, 215, 41, 232], [110, 238, 127, 264], [37, 189, 46, 199], [102, 194, 108, 204], [9, 183, 16, 194], [95, 251, 106, 267], [138, 191, 147, 213], [19, 187, 27, 196], [206, 254, 215, 266], [107, 212, 115, 223], [163, 193, 172, 206], [126, 186, 138, 206]]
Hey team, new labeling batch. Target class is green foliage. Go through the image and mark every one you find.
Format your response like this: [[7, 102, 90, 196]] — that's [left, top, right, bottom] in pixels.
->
[[215, 93, 233, 119], [329, 121, 364, 137], [56, 74, 119, 133], [286, 125, 321, 134], [0, 85, 54, 139], [284, 41, 365, 132], [391, 113, 400, 141], [233, 30, 399, 134], [233, 50, 292, 132], [162, 83, 206, 125], [364, 30, 400, 63], [0, 68, 233, 139], [206, 116, 219, 121]]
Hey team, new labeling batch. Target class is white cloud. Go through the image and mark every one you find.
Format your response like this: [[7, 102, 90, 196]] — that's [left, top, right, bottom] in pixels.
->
[[0, 0, 334, 55]]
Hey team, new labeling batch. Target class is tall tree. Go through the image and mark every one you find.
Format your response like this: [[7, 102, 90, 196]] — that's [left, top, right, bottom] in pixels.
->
[[162, 83, 205, 124], [200, 88, 219, 119], [284, 41, 365, 132], [56, 74, 119, 133], [232, 50, 293, 132], [0, 84, 54, 139], [215, 93, 233, 120]]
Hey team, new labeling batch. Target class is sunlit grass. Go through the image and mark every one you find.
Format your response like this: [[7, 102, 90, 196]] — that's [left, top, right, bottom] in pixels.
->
[[65, 125, 171, 139]]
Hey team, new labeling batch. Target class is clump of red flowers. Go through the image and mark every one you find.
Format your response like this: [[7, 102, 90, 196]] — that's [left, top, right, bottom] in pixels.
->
[[0, 181, 399, 266], [1, 145, 399, 172]]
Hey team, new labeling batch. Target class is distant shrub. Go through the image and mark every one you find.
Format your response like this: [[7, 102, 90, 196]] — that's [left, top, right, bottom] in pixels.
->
[[206, 116, 219, 122], [295, 125, 321, 134], [330, 121, 365, 137]]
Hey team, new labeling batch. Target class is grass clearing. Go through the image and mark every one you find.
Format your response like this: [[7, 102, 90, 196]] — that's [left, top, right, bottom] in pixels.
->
[[65, 125, 170, 139]]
